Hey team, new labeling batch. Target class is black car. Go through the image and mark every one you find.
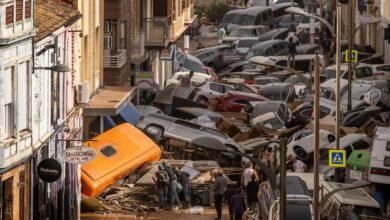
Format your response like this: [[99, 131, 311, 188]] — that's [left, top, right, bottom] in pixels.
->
[[246, 39, 289, 59]]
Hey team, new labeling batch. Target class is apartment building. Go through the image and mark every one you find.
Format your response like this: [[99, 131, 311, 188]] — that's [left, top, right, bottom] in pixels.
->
[[0, 0, 35, 218]]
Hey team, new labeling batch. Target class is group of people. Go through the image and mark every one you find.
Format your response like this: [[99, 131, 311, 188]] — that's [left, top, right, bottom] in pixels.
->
[[153, 162, 191, 210]]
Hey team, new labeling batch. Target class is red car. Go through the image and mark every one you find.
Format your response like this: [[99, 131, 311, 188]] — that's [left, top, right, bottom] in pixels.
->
[[214, 91, 268, 112]]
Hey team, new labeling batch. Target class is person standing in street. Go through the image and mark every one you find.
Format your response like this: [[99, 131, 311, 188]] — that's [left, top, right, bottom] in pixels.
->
[[174, 167, 192, 208], [246, 174, 260, 211], [241, 161, 258, 189], [229, 188, 246, 220], [152, 165, 169, 210], [162, 162, 182, 209], [217, 27, 226, 44], [291, 155, 308, 173], [213, 170, 227, 220], [288, 37, 297, 69]]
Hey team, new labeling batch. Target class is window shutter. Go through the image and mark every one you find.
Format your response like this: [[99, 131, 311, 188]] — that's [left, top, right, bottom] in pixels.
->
[[6, 5, 14, 25], [16, 0, 22, 22], [104, 36, 112, 49], [25, 0, 31, 19]]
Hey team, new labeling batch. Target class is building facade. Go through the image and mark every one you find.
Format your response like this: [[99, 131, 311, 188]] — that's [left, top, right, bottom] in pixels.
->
[[143, 0, 197, 90], [32, 0, 82, 219], [0, 0, 35, 218]]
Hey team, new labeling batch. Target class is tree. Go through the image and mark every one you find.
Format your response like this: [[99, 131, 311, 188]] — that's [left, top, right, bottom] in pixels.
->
[[204, 0, 231, 24]]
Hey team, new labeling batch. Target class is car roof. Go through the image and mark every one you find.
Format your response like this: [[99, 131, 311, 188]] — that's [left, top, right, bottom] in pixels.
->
[[320, 179, 380, 208], [326, 63, 371, 71], [252, 39, 287, 49], [227, 90, 267, 99], [224, 8, 246, 16], [236, 25, 268, 30], [257, 28, 289, 41], [320, 78, 348, 91], [243, 6, 272, 16], [226, 60, 250, 67], [269, 54, 323, 61], [274, 176, 310, 197]]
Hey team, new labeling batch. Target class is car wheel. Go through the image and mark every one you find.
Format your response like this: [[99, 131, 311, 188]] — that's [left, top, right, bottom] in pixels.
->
[[145, 125, 163, 140], [328, 135, 335, 143], [293, 146, 309, 162], [199, 96, 209, 104]]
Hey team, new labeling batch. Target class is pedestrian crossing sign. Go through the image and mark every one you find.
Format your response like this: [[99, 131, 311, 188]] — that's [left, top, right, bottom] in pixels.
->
[[345, 50, 358, 63], [329, 150, 346, 167]]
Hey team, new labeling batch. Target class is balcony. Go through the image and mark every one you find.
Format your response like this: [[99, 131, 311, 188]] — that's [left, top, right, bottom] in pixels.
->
[[144, 17, 169, 47], [103, 49, 127, 68], [130, 31, 146, 63]]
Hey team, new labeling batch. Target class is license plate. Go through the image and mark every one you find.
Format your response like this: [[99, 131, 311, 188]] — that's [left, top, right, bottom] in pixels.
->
[[350, 170, 362, 180]]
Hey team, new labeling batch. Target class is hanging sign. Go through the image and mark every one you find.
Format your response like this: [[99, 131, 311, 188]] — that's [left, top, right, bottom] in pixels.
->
[[37, 158, 62, 183], [62, 146, 96, 164]]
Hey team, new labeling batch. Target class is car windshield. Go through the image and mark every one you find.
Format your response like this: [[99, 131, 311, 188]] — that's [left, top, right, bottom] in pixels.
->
[[285, 76, 303, 84], [230, 29, 253, 37], [222, 13, 238, 23], [262, 117, 284, 129], [184, 59, 205, 73], [234, 15, 256, 25], [237, 40, 257, 48], [246, 48, 264, 59], [321, 69, 336, 79], [319, 106, 331, 118], [300, 16, 310, 23]]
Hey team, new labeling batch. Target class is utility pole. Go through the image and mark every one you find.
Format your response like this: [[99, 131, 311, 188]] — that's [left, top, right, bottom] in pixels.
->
[[335, 1, 342, 182], [313, 53, 320, 220], [347, 0, 354, 111], [279, 137, 287, 220]]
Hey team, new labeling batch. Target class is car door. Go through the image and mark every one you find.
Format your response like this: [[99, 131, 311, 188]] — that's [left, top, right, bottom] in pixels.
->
[[208, 83, 225, 100]]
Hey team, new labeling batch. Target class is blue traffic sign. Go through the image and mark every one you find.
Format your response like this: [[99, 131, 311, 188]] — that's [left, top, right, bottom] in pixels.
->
[[329, 149, 346, 167]]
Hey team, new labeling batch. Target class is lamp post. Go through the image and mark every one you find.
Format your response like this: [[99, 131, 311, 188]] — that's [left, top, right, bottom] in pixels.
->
[[285, 7, 335, 36]]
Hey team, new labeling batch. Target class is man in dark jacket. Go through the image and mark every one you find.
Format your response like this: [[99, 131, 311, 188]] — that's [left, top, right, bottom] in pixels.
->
[[229, 188, 246, 220], [152, 165, 169, 209], [213, 170, 227, 220], [162, 162, 182, 209], [246, 174, 260, 211], [174, 167, 191, 208]]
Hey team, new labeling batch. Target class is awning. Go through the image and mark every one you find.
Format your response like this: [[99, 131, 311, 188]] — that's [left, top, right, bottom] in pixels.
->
[[83, 86, 137, 116]]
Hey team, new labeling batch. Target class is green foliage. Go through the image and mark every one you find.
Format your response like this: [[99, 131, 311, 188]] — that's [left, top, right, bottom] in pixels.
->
[[195, 0, 231, 24]]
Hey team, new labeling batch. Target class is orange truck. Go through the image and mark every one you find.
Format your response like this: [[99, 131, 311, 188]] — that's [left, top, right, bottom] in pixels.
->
[[81, 123, 161, 197]]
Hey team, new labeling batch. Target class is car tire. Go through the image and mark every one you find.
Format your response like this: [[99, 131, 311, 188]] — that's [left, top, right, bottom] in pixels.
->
[[293, 146, 309, 162], [199, 96, 209, 104], [145, 125, 164, 140]]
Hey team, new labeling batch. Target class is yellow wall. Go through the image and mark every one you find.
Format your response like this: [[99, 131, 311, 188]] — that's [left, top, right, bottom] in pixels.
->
[[77, 0, 104, 95]]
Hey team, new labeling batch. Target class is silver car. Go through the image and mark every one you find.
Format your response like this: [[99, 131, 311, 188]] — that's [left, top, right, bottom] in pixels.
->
[[136, 113, 245, 166]]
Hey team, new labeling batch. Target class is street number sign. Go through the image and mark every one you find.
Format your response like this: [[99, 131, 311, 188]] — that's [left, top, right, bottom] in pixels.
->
[[329, 149, 346, 167]]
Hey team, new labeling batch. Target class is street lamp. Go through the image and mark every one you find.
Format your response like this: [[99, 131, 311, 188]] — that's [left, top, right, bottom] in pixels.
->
[[285, 7, 335, 36], [34, 64, 71, 72]]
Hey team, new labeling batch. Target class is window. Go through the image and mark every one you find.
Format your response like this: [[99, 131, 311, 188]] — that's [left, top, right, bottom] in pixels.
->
[[386, 141, 390, 151], [363, 67, 373, 77], [4, 67, 14, 138], [352, 140, 370, 150], [18, 61, 29, 131], [262, 13, 268, 22], [6, 5, 13, 25], [104, 20, 111, 33], [104, 36, 112, 49], [2, 177, 14, 220], [355, 68, 365, 78], [153, 0, 168, 17], [263, 47, 273, 56], [25, 0, 31, 19], [210, 83, 224, 93], [120, 22, 126, 49], [101, 145, 117, 157], [376, 65, 390, 71], [344, 146, 353, 157], [232, 99, 250, 105]]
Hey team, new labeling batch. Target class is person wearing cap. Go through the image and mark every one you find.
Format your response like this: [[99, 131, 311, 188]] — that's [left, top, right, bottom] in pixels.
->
[[212, 170, 227, 220]]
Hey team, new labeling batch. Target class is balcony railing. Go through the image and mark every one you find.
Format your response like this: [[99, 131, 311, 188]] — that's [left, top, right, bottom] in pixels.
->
[[103, 49, 126, 68], [144, 17, 169, 47], [130, 31, 145, 62]]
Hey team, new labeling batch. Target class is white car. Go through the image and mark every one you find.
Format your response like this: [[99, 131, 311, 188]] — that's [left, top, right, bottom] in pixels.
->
[[297, 15, 320, 30], [287, 129, 335, 163], [165, 71, 211, 87], [324, 133, 373, 158], [372, 64, 390, 80]]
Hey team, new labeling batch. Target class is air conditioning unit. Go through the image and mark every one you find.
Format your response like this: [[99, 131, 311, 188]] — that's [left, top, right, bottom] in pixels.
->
[[77, 83, 90, 104]]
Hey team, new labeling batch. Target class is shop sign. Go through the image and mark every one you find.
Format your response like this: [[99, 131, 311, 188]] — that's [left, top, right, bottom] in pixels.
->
[[37, 158, 62, 183], [135, 71, 154, 89], [62, 147, 96, 164]]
